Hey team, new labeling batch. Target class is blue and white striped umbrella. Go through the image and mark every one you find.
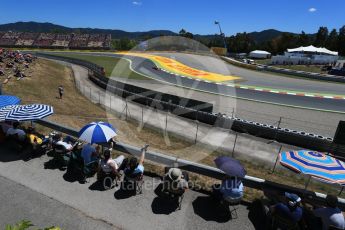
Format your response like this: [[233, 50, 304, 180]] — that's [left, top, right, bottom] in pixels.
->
[[78, 122, 117, 144], [5, 104, 54, 121], [0, 95, 21, 108], [0, 105, 20, 122]]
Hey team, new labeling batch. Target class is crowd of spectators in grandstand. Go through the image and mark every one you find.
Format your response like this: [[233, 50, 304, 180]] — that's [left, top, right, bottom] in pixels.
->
[[0, 31, 111, 49]]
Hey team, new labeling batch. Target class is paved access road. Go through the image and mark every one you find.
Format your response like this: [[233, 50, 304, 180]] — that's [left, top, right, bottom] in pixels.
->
[[0, 147, 255, 230]]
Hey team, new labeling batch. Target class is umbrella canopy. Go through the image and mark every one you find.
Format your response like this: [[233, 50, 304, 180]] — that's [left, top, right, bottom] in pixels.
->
[[279, 150, 345, 185], [0, 95, 21, 109], [78, 122, 117, 144], [214, 156, 247, 178], [0, 105, 20, 122], [5, 104, 54, 121]]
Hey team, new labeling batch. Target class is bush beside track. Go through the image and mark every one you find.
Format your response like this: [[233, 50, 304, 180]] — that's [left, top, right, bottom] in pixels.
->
[[36, 52, 345, 159]]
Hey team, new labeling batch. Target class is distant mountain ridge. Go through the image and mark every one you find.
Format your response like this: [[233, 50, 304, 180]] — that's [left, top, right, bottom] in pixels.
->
[[0, 21, 289, 42]]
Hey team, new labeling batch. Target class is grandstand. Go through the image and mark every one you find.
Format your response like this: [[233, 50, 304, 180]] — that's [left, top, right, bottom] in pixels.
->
[[52, 34, 71, 48], [0, 31, 111, 49], [15, 32, 38, 46]]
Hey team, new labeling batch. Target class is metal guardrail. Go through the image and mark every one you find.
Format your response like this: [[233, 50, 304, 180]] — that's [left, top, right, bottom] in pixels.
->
[[36, 118, 345, 209], [36, 52, 345, 159]]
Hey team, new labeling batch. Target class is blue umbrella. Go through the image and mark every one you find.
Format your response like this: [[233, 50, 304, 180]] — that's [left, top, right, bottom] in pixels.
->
[[78, 122, 117, 144], [0, 95, 21, 108], [279, 150, 345, 185], [214, 156, 247, 178], [5, 104, 54, 121]]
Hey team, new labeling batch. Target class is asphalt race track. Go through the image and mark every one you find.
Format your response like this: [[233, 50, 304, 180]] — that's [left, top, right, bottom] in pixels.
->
[[109, 53, 345, 113]]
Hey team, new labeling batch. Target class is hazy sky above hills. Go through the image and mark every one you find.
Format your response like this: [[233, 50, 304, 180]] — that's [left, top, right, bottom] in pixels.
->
[[1, 0, 344, 35]]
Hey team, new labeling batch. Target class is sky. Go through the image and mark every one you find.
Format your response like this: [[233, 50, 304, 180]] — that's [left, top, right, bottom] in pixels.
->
[[0, 0, 344, 35]]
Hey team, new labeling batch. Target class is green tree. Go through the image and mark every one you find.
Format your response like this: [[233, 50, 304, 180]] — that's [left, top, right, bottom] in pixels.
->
[[326, 29, 338, 51], [314, 26, 329, 47], [297, 31, 310, 46], [338, 26, 345, 56]]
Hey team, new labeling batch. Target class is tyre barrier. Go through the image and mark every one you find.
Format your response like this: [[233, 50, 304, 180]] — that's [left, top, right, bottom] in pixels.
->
[[36, 52, 345, 159]]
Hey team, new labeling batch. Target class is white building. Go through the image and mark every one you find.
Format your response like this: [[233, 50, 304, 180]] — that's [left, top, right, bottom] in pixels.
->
[[271, 45, 338, 65], [249, 50, 271, 59]]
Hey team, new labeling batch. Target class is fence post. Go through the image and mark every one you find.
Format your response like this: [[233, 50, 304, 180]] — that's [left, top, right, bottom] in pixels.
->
[[271, 145, 283, 173], [231, 108, 235, 119], [232, 133, 238, 157], [195, 120, 199, 144], [141, 106, 144, 127], [165, 111, 168, 136]]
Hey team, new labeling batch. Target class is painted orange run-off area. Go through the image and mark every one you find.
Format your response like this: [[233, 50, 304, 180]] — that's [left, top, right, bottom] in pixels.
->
[[117, 52, 242, 82]]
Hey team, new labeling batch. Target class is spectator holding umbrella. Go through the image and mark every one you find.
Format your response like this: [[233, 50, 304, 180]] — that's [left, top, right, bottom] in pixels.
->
[[58, 85, 64, 99], [213, 156, 246, 205]]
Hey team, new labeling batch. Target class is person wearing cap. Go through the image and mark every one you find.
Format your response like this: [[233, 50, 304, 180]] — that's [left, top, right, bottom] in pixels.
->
[[270, 192, 303, 225], [162, 168, 189, 195], [313, 194, 345, 230]]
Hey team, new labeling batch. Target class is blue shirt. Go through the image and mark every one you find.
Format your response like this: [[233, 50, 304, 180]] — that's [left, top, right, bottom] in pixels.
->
[[274, 203, 303, 223], [220, 178, 244, 199], [125, 164, 144, 175], [81, 144, 95, 164]]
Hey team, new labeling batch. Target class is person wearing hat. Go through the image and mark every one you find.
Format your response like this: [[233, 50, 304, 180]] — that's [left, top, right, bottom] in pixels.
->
[[162, 167, 189, 195], [269, 192, 303, 225], [313, 194, 345, 230]]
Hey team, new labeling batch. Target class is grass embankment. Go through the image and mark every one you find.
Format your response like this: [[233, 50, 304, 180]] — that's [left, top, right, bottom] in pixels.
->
[[3, 58, 343, 201], [52, 53, 149, 80]]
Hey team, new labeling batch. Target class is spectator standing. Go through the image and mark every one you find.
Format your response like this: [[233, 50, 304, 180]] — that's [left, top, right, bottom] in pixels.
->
[[58, 85, 64, 99]]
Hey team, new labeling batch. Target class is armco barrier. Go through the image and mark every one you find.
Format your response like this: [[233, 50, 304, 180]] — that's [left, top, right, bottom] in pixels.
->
[[36, 52, 345, 158], [35, 118, 345, 209]]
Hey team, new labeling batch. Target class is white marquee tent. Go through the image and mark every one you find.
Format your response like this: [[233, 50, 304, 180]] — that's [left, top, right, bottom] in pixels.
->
[[249, 50, 271, 59], [287, 45, 338, 56]]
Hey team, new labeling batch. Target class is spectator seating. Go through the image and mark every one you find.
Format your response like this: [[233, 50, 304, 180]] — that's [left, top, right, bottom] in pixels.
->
[[33, 33, 56, 47], [52, 34, 71, 47], [0, 32, 21, 46], [69, 33, 90, 48], [15, 32, 38, 46], [0, 31, 111, 49]]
